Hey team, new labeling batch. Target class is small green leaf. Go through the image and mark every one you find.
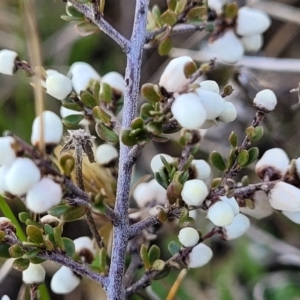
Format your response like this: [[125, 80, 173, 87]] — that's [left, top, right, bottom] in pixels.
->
[[229, 131, 237, 148], [157, 207, 168, 223], [158, 38, 172, 56], [61, 98, 82, 111], [92, 80, 100, 102], [237, 149, 249, 167], [30, 257, 46, 264], [155, 172, 168, 189], [131, 117, 144, 130], [66, 4, 84, 18], [80, 91, 97, 108], [62, 114, 84, 127], [167, 0, 177, 11], [48, 205, 69, 217], [178, 216, 195, 228], [53, 227, 64, 250], [140, 244, 150, 270], [183, 61, 197, 78], [99, 82, 113, 103], [244, 147, 259, 166], [152, 5, 163, 27], [99, 0, 105, 14], [120, 129, 136, 146], [186, 6, 207, 20], [13, 258, 29, 271], [241, 175, 249, 186], [26, 225, 43, 244], [222, 84, 234, 97], [0, 230, 5, 242], [153, 265, 171, 280], [59, 153, 75, 177], [148, 245, 161, 265], [62, 206, 88, 222], [99, 247, 107, 273], [92, 106, 112, 124], [23, 249, 40, 259], [227, 148, 236, 169], [160, 10, 177, 26], [9, 244, 24, 258], [75, 21, 100, 37], [95, 123, 119, 143], [141, 84, 161, 103], [19, 212, 31, 224], [147, 121, 163, 136], [140, 103, 154, 119], [62, 238, 75, 257], [75, 0, 90, 3], [168, 241, 180, 256], [151, 259, 165, 271], [211, 177, 222, 188], [0, 244, 11, 258], [251, 126, 264, 143], [61, 15, 84, 22], [175, 0, 187, 14], [225, 3, 238, 19], [210, 151, 226, 171]]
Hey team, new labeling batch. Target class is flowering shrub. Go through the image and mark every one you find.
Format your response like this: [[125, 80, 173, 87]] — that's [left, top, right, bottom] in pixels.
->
[[0, 1, 300, 299]]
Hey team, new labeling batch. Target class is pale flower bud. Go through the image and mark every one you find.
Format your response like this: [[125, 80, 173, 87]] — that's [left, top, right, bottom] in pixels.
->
[[255, 148, 289, 180], [191, 159, 211, 181], [6, 158, 41, 195], [1, 295, 10, 300], [296, 157, 300, 178], [236, 7, 271, 36], [220, 196, 239, 216], [0, 164, 11, 195], [207, 201, 235, 226], [68, 62, 101, 94], [186, 243, 213, 268], [0, 217, 16, 232], [209, 30, 244, 64], [241, 34, 263, 52], [73, 236, 95, 262], [217, 102, 237, 123], [198, 80, 220, 93], [181, 179, 209, 206], [171, 93, 207, 129], [282, 210, 300, 224], [40, 214, 60, 227], [46, 73, 73, 100], [22, 263, 46, 285], [26, 178, 62, 213], [221, 213, 250, 240], [0, 49, 18, 75], [102, 71, 125, 94], [31, 111, 63, 147], [150, 153, 173, 174], [178, 227, 199, 247], [95, 144, 118, 165], [50, 266, 80, 294], [159, 56, 194, 92], [253, 89, 277, 112], [0, 136, 17, 165], [196, 88, 226, 119], [269, 182, 300, 212]]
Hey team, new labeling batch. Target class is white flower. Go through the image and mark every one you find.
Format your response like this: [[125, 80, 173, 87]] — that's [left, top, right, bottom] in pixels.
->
[[282, 210, 300, 224], [148, 179, 167, 204], [6, 158, 41, 195], [0, 136, 17, 166], [241, 34, 263, 52], [159, 56, 194, 92], [31, 111, 63, 147], [209, 30, 244, 64], [187, 243, 213, 268], [221, 213, 250, 240], [0, 164, 11, 195], [46, 73, 73, 100], [269, 182, 300, 212], [220, 196, 239, 216], [191, 159, 211, 181], [1, 295, 10, 300], [150, 153, 173, 174], [50, 266, 80, 294], [181, 179, 208, 206], [196, 88, 226, 120], [74, 236, 96, 256], [22, 263, 46, 285], [0, 49, 18, 75], [40, 214, 60, 226], [198, 80, 220, 93], [253, 89, 277, 112], [178, 227, 199, 247], [207, 201, 235, 226], [95, 144, 118, 165], [217, 102, 237, 123], [171, 93, 207, 129], [236, 7, 271, 36], [68, 62, 101, 94], [255, 148, 289, 180], [102, 71, 125, 94], [240, 190, 273, 219], [26, 178, 62, 213]]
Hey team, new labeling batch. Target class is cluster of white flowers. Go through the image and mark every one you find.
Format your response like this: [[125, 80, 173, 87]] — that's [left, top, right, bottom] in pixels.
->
[[209, 5, 271, 63]]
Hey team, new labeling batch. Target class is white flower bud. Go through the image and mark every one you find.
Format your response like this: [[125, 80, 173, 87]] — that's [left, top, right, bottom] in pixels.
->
[[0, 217, 16, 232], [95, 144, 118, 165], [0, 49, 18, 75], [192, 159, 211, 181], [171, 93, 207, 129], [217, 102, 237, 123], [269, 182, 300, 212], [22, 263, 46, 285], [40, 214, 60, 226], [102, 71, 125, 94], [41, 69, 60, 88], [196, 88, 226, 119], [253, 89, 277, 112], [209, 30, 244, 64], [181, 179, 208, 206], [240, 190, 273, 219], [6, 158, 41, 195], [46, 73, 73, 100], [187, 243, 213, 268], [220, 196, 239, 216], [26, 178, 62, 213], [282, 210, 300, 224], [0, 136, 17, 166], [150, 153, 173, 174], [221, 213, 250, 240], [0, 164, 11, 195], [159, 56, 194, 92], [237, 7, 271, 36], [1, 295, 10, 300], [198, 80, 220, 93], [68, 62, 101, 94], [178, 227, 199, 247], [74, 236, 96, 257], [241, 34, 263, 52], [296, 157, 300, 178], [207, 201, 235, 226], [50, 266, 80, 294], [31, 111, 63, 147], [255, 148, 289, 180]]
